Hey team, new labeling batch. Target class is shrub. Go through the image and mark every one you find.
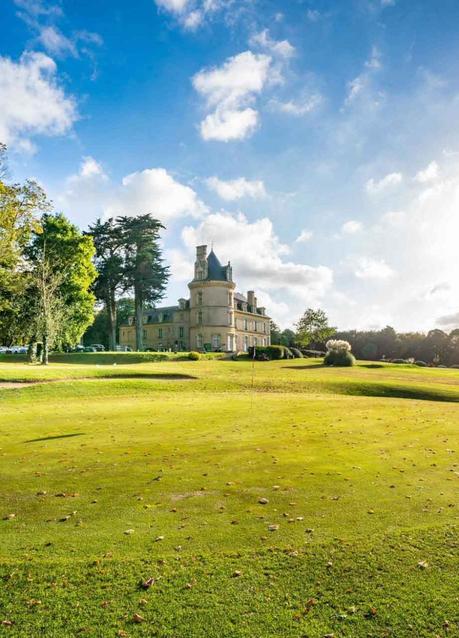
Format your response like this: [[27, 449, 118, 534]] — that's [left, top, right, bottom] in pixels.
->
[[188, 351, 200, 361], [290, 347, 303, 358], [324, 349, 355, 367], [248, 345, 285, 360], [392, 359, 408, 364], [284, 347, 294, 359], [451, 364, 459, 369], [324, 339, 355, 367], [415, 360, 428, 367]]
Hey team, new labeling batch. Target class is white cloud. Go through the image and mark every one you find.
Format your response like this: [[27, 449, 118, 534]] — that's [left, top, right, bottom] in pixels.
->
[[354, 257, 395, 280], [57, 160, 207, 228], [249, 29, 295, 59], [205, 176, 266, 200], [37, 26, 77, 57], [155, 0, 190, 12], [0, 51, 77, 150], [366, 171, 403, 194], [269, 94, 322, 116], [178, 212, 333, 310], [414, 160, 439, 183], [154, 0, 226, 30], [192, 50, 272, 141], [295, 229, 313, 243], [341, 220, 363, 234], [344, 47, 383, 107], [381, 210, 406, 226]]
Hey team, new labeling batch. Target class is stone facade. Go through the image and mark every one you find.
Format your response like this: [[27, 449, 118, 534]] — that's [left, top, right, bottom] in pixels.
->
[[119, 245, 271, 352]]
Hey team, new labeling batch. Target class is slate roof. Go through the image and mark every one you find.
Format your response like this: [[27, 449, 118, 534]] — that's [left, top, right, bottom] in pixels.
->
[[206, 249, 228, 281]]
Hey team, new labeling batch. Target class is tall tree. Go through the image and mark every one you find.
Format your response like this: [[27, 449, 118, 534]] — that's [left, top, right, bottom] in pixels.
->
[[0, 145, 51, 344], [117, 215, 169, 351], [27, 213, 97, 350], [295, 308, 336, 348], [87, 218, 124, 350]]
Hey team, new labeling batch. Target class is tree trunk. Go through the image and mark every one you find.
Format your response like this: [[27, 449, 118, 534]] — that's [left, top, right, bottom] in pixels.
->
[[107, 293, 117, 351], [42, 333, 49, 365], [28, 341, 37, 364], [135, 294, 143, 352]]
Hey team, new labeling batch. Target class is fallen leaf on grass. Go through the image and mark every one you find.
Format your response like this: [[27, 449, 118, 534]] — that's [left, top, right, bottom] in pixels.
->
[[140, 577, 155, 590], [132, 613, 145, 623], [417, 560, 429, 569]]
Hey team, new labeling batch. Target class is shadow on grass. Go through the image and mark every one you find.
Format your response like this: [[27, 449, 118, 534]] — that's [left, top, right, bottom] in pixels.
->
[[25, 433, 85, 443], [359, 364, 385, 369], [330, 382, 459, 403], [96, 372, 197, 380]]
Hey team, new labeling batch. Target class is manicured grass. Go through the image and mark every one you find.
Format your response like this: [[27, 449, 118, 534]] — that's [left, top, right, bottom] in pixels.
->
[[0, 357, 458, 636]]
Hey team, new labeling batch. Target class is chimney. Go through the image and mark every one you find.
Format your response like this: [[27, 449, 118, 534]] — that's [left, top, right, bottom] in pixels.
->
[[247, 291, 256, 310], [196, 245, 207, 259]]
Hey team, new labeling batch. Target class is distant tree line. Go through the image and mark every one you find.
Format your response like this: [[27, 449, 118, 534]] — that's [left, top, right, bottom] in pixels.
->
[[271, 309, 459, 366], [0, 144, 169, 361]]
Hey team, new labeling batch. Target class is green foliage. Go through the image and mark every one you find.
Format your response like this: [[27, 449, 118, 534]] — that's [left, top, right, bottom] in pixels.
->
[[87, 218, 125, 350], [248, 345, 287, 360], [324, 348, 355, 366], [27, 213, 97, 349], [117, 215, 169, 351], [188, 351, 200, 360], [295, 308, 336, 347], [415, 360, 428, 367], [0, 147, 51, 343], [290, 347, 303, 358]]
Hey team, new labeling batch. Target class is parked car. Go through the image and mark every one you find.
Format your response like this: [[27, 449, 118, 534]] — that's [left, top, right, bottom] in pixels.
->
[[90, 344, 105, 352], [74, 345, 85, 352], [84, 346, 97, 353]]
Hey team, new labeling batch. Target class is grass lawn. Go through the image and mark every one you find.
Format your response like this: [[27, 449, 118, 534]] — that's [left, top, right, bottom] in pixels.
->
[[0, 355, 458, 637]]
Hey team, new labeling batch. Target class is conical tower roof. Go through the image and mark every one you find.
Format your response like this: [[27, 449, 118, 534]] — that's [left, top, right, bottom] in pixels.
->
[[206, 249, 227, 281]]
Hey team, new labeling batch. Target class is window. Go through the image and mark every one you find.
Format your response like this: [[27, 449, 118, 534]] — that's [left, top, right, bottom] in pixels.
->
[[179, 326, 184, 338], [143, 329, 147, 339], [244, 319, 248, 330], [198, 311, 203, 325], [197, 334, 203, 348], [243, 336, 249, 352], [158, 328, 163, 339], [212, 334, 221, 350], [253, 337, 258, 346], [197, 291, 203, 305]]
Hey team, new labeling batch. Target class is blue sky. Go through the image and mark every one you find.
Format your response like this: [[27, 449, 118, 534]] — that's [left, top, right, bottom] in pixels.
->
[[2, 0, 459, 331]]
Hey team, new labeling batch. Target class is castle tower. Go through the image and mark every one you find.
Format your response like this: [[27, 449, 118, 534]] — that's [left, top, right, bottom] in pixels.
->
[[188, 245, 236, 351]]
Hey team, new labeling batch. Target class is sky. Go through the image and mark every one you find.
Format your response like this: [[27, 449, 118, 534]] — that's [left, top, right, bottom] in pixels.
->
[[2, 0, 459, 331]]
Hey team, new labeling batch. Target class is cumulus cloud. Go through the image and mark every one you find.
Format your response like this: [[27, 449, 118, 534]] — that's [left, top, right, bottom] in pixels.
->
[[192, 50, 272, 141], [341, 220, 363, 234], [0, 51, 77, 151], [178, 211, 333, 302], [105, 168, 207, 220], [57, 159, 207, 228], [205, 176, 266, 200], [414, 160, 439, 183], [354, 257, 395, 280], [366, 171, 403, 194], [249, 29, 295, 58]]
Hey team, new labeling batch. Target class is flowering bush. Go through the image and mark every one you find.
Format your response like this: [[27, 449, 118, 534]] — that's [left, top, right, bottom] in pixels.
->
[[325, 339, 352, 352], [324, 339, 355, 367]]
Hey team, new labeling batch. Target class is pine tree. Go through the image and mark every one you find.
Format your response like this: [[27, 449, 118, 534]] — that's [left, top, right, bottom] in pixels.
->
[[117, 215, 169, 351]]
